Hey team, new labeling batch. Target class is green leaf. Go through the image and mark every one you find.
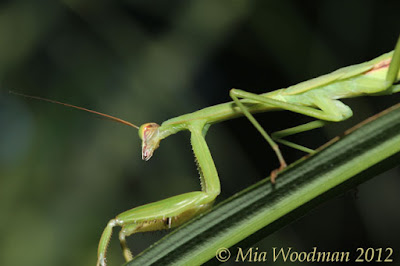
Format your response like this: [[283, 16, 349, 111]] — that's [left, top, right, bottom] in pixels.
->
[[127, 104, 400, 266]]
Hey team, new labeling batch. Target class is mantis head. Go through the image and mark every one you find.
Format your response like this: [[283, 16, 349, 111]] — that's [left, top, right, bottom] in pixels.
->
[[139, 123, 161, 161]]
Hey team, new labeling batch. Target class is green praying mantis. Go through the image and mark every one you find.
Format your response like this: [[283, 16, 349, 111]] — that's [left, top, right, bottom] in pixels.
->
[[12, 36, 400, 266]]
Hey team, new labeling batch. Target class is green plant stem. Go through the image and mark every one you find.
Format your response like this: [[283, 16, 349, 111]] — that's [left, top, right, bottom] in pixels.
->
[[127, 103, 400, 266]]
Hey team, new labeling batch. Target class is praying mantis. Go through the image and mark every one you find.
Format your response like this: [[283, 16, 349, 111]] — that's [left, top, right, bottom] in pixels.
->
[[12, 36, 400, 266]]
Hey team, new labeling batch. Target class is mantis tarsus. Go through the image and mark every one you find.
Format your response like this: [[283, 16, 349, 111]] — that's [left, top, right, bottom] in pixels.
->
[[12, 36, 400, 266]]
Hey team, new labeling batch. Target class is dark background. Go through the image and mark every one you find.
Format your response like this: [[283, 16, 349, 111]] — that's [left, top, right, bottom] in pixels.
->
[[1, 1, 399, 265]]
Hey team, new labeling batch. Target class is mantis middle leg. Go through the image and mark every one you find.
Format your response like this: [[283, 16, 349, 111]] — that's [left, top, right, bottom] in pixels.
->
[[229, 89, 354, 182]]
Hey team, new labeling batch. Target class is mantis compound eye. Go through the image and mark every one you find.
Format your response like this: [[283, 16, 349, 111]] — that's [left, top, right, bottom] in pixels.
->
[[139, 123, 161, 161]]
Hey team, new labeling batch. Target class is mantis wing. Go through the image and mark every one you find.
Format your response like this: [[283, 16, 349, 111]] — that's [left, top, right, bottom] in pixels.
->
[[283, 51, 393, 95]]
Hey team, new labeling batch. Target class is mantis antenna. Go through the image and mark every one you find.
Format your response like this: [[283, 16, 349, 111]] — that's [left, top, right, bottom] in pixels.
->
[[9, 90, 139, 130]]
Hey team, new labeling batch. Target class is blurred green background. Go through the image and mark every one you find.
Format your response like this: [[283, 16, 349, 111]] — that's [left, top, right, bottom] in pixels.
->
[[1, 1, 399, 265]]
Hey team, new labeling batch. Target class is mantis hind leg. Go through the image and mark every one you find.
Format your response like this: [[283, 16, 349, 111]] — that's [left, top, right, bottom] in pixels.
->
[[386, 36, 400, 87], [271, 120, 329, 154]]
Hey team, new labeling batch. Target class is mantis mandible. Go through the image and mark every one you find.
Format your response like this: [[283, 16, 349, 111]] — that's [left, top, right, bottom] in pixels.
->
[[12, 36, 400, 266]]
